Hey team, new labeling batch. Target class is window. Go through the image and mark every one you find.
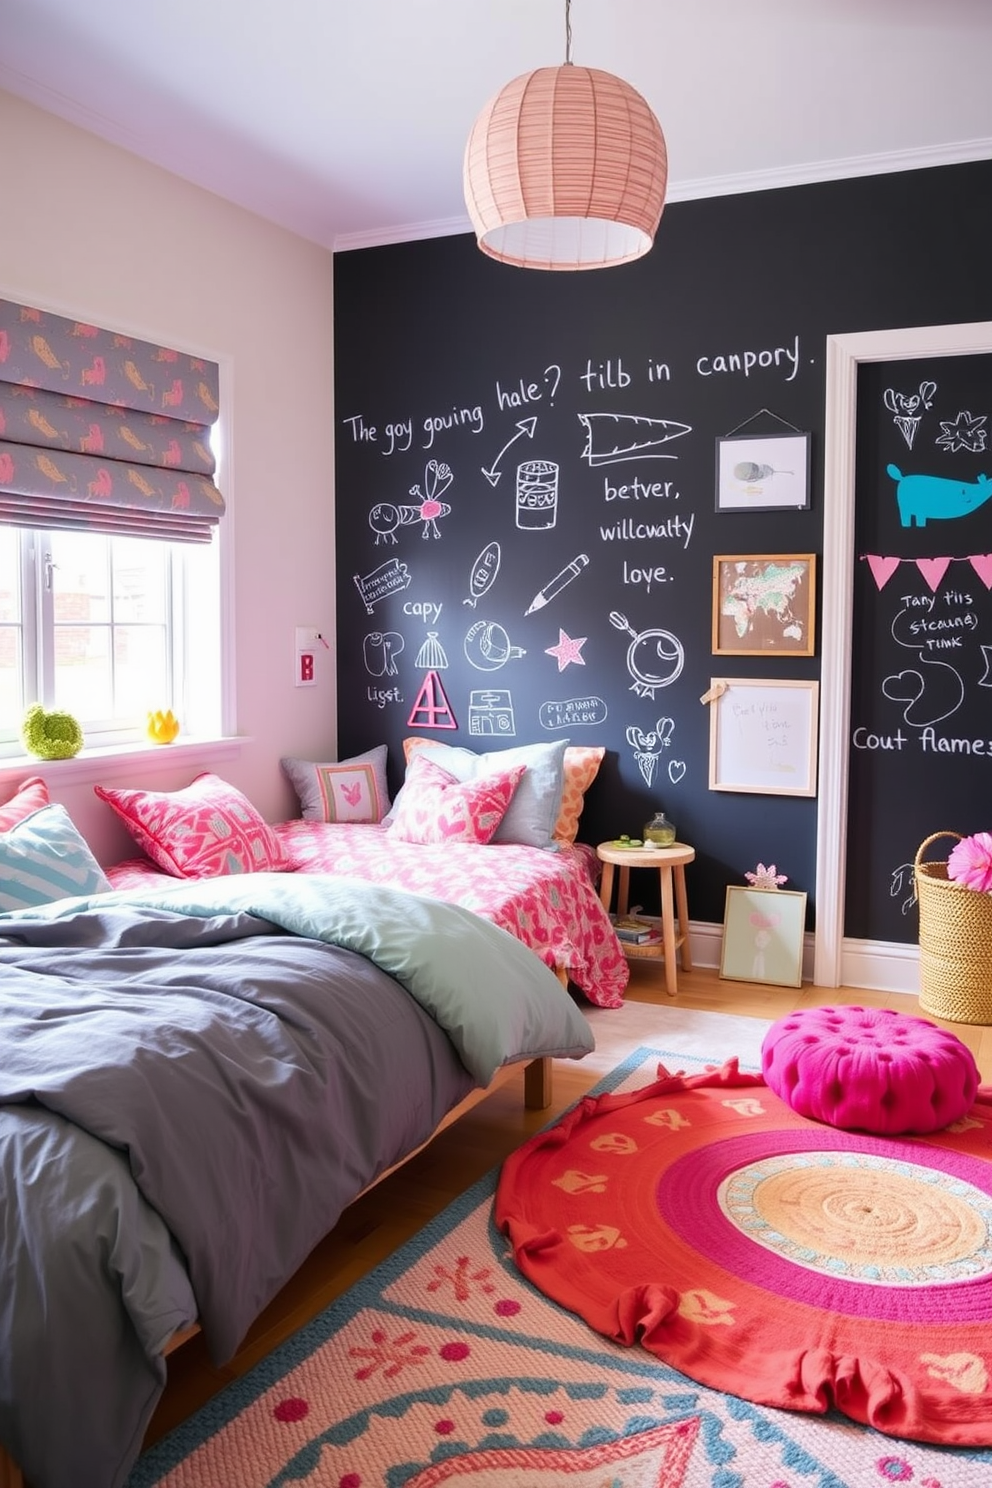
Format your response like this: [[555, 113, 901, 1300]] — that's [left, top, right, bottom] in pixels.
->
[[0, 526, 222, 757]]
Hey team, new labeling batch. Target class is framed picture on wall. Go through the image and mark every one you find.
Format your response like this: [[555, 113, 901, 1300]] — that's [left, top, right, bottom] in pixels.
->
[[720, 885, 807, 987], [712, 553, 816, 657], [707, 676, 820, 796], [716, 431, 811, 511]]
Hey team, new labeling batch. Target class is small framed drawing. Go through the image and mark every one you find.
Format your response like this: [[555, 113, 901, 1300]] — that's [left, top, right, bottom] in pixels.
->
[[712, 553, 816, 657], [708, 676, 819, 796], [720, 885, 807, 987], [716, 431, 811, 512]]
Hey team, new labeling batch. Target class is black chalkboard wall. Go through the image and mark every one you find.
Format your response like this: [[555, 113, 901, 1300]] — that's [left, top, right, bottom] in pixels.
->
[[845, 350, 992, 943], [333, 160, 992, 935]]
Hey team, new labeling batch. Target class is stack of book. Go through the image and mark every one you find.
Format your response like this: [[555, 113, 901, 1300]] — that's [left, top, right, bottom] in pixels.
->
[[612, 914, 661, 946]]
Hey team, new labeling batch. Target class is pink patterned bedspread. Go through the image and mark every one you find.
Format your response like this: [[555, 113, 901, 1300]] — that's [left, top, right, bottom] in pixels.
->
[[106, 821, 629, 1009]]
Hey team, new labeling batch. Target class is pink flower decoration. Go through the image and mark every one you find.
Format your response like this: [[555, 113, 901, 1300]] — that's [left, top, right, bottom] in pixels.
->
[[744, 862, 788, 889], [947, 831, 992, 893]]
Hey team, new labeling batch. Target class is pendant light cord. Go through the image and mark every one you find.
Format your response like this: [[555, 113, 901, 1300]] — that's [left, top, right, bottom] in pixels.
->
[[564, 0, 573, 65]]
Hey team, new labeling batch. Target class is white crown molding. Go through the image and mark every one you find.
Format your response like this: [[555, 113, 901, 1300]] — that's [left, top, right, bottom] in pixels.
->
[[333, 138, 992, 255]]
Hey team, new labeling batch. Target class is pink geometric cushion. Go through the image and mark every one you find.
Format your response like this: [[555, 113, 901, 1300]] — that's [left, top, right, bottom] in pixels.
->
[[387, 754, 525, 846], [94, 772, 290, 878], [761, 1004, 979, 1135]]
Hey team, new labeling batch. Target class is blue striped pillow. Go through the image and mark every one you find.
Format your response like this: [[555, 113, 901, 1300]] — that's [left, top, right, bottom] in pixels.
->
[[0, 803, 111, 912]]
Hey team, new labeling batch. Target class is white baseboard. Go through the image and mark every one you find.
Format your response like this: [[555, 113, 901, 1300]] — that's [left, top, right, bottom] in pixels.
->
[[688, 923, 919, 998]]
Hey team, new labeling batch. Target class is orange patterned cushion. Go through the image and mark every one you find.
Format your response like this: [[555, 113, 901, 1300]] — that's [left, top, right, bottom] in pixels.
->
[[553, 746, 605, 844], [94, 772, 290, 878]]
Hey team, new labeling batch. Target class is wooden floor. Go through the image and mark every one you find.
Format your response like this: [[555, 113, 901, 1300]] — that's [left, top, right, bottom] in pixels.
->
[[147, 960, 992, 1446]]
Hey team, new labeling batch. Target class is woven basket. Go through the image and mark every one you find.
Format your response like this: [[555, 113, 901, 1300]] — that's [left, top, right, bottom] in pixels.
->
[[915, 831, 992, 1023]]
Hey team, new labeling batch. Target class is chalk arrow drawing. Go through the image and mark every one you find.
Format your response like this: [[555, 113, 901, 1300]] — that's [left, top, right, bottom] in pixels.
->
[[481, 418, 537, 487]]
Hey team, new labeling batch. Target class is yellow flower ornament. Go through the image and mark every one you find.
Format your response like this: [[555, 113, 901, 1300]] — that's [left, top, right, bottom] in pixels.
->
[[147, 709, 180, 745]]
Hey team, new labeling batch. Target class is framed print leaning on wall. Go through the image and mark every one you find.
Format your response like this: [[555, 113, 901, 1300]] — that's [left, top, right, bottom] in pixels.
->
[[716, 431, 811, 511], [712, 553, 816, 657], [720, 885, 807, 987]]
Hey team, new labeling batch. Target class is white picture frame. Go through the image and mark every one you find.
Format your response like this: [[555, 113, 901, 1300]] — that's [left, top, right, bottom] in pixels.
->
[[716, 432, 811, 512], [708, 676, 819, 796]]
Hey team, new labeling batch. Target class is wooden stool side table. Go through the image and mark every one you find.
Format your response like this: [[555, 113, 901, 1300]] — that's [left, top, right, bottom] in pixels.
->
[[596, 841, 695, 998]]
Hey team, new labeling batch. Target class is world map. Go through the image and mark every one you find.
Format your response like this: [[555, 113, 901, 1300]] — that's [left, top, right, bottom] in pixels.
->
[[718, 559, 810, 651]]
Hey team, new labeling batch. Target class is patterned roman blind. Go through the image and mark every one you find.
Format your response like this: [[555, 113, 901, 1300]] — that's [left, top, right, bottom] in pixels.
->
[[0, 298, 225, 543]]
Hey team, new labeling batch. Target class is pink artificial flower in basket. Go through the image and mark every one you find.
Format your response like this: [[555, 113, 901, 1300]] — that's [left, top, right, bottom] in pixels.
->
[[946, 832, 992, 894]]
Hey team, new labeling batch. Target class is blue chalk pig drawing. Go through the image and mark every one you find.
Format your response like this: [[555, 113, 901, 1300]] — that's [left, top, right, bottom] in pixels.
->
[[888, 464, 992, 528]]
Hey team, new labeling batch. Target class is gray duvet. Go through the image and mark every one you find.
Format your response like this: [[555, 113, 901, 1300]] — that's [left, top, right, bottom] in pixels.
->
[[0, 875, 594, 1488]]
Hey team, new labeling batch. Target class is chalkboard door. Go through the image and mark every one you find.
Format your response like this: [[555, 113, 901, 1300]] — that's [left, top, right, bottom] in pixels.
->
[[815, 321, 992, 982]]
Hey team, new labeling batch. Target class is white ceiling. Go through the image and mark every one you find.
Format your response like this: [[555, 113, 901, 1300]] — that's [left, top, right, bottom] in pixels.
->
[[2, 0, 991, 253]]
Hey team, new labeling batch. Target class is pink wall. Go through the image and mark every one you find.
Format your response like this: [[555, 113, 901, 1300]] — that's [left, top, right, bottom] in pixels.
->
[[0, 90, 339, 863]]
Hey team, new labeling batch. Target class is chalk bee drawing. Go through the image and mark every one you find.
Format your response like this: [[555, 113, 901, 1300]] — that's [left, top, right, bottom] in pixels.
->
[[369, 459, 453, 542]]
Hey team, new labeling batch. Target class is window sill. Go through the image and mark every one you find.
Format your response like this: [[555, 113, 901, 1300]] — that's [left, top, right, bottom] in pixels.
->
[[0, 736, 246, 787]]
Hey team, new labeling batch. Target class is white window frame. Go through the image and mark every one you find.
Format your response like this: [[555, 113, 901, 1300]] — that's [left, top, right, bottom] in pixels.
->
[[0, 293, 237, 779]]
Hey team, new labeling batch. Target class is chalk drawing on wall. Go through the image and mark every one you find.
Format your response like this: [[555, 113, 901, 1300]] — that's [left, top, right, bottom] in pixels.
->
[[544, 629, 587, 672], [935, 410, 988, 454], [414, 632, 448, 669], [538, 696, 609, 730], [463, 541, 501, 607], [369, 459, 454, 543], [626, 718, 674, 787], [883, 599, 966, 727], [578, 412, 691, 466], [515, 460, 559, 529], [463, 619, 526, 671], [363, 631, 404, 676], [980, 646, 992, 687], [354, 558, 411, 613], [887, 464, 992, 529], [467, 689, 516, 737], [889, 861, 918, 915], [883, 382, 935, 449], [481, 418, 537, 487], [524, 553, 590, 616], [609, 611, 685, 698]]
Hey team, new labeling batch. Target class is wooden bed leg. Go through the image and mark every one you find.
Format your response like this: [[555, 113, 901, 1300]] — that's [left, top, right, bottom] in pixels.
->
[[0, 1444, 24, 1488], [524, 1056, 552, 1110]]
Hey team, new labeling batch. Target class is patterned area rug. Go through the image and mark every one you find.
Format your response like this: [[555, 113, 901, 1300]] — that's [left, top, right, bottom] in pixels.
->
[[127, 1040, 992, 1487]]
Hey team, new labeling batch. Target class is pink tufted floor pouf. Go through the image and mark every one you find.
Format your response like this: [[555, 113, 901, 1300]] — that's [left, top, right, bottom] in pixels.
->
[[761, 1004, 980, 1135]]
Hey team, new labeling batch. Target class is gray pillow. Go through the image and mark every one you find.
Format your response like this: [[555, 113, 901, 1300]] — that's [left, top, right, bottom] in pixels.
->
[[281, 745, 391, 823], [388, 739, 568, 851]]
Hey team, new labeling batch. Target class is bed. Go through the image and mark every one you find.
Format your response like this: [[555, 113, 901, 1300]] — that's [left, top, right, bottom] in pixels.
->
[[0, 873, 595, 1488], [0, 745, 616, 1488]]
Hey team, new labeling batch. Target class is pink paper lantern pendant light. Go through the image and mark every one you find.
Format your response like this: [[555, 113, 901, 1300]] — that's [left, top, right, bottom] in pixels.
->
[[463, 0, 668, 270]]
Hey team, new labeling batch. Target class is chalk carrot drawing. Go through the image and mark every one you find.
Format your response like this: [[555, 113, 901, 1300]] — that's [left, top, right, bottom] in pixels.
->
[[888, 464, 992, 528], [579, 412, 691, 467]]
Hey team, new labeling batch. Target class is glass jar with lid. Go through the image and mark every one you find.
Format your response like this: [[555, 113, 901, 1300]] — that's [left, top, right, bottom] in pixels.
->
[[643, 810, 677, 846]]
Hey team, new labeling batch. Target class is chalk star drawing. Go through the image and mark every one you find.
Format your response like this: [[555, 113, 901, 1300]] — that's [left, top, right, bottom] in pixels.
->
[[545, 629, 587, 671], [936, 410, 987, 455]]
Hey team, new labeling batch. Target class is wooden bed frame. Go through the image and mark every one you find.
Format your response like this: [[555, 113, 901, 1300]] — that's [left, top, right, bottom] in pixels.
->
[[0, 1049, 555, 1488]]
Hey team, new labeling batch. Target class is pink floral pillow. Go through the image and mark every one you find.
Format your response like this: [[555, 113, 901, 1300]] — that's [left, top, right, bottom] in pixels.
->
[[388, 755, 525, 846], [94, 772, 290, 878]]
